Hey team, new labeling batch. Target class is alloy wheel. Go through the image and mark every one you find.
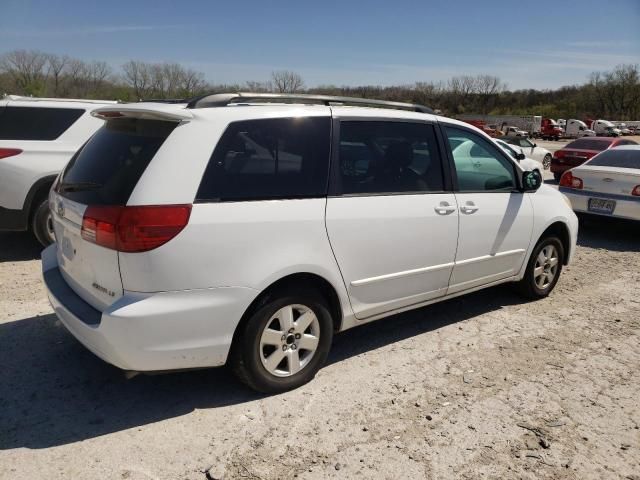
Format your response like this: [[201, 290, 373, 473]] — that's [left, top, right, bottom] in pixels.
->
[[533, 245, 558, 289], [259, 304, 321, 377]]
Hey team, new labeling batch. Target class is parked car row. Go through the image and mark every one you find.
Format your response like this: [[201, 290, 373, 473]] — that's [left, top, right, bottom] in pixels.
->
[[551, 136, 638, 181]]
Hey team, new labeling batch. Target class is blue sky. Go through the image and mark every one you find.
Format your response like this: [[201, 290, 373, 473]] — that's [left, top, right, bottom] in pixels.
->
[[1, 0, 638, 90]]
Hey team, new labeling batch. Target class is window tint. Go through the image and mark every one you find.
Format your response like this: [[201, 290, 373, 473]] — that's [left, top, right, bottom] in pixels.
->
[[197, 117, 330, 202], [565, 138, 611, 151], [337, 121, 443, 194], [587, 149, 640, 169], [445, 126, 516, 192], [57, 118, 177, 205], [0, 106, 85, 140]]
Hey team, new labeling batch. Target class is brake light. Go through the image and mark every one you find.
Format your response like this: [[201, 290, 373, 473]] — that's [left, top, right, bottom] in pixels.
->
[[632, 185, 640, 197], [0, 148, 22, 159], [553, 150, 565, 159], [559, 171, 583, 189], [81, 205, 191, 252]]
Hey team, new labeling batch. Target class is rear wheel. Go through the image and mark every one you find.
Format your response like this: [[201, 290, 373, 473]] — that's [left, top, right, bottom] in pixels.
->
[[516, 236, 564, 299], [32, 197, 55, 247], [230, 290, 333, 393], [543, 154, 552, 169]]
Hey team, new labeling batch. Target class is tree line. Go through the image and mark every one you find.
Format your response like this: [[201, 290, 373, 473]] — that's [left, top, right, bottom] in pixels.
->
[[1, 49, 638, 120]]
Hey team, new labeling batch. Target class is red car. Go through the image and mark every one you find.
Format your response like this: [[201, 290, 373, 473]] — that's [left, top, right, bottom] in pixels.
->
[[551, 137, 638, 181]]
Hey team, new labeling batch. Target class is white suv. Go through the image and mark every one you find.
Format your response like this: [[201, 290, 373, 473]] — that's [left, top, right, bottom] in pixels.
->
[[42, 93, 578, 393], [0, 95, 116, 245]]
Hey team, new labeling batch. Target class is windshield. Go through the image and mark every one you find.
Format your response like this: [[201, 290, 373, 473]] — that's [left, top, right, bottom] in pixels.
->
[[587, 149, 639, 169]]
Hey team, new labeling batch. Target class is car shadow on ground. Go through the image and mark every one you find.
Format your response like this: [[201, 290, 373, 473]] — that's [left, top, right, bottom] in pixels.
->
[[0, 232, 42, 262], [577, 215, 640, 252], [0, 285, 526, 451]]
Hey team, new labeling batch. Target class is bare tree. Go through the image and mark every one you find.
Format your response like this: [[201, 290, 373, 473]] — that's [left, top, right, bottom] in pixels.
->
[[46, 54, 69, 96], [0, 50, 49, 94], [474, 75, 506, 114], [122, 60, 153, 99], [271, 70, 304, 93]]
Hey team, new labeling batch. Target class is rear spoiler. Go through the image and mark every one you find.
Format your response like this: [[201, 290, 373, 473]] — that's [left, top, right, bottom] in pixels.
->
[[91, 105, 193, 122]]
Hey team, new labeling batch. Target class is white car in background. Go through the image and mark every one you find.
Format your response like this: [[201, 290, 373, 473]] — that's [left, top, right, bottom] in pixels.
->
[[494, 138, 543, 176], [504, 137, 552, 169], [0, 95, 116, 245], [559, 145, 640, 221]]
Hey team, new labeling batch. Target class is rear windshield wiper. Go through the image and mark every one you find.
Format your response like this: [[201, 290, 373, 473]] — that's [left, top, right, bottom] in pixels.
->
[[57, 181, 103, 192]]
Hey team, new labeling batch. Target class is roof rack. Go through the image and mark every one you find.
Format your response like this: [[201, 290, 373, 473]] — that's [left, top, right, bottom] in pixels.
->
[[186, 92, 433, 114], [134, 98, 189, 104]]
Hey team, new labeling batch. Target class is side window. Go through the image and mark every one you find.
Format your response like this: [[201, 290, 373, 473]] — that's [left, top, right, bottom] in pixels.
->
[[0, 106, 85, 140], [445, 126, 516, 192], [197, 117, 330, 201], [337, 121, 444, 195]]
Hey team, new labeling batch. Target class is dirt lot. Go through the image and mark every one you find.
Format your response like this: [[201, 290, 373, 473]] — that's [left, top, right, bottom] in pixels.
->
[[1, 215, 639, 480]]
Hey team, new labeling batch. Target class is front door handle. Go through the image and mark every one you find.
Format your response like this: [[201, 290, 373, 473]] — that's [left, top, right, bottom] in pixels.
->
[[460, 201, 479, 214], [434, 201, 456, 215]]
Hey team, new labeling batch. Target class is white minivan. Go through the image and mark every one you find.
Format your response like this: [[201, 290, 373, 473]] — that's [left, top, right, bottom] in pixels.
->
[[42, 93, 578, 392]]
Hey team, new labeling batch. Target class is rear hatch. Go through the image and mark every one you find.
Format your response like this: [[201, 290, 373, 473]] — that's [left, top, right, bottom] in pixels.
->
[[52, 116, 179, 311]]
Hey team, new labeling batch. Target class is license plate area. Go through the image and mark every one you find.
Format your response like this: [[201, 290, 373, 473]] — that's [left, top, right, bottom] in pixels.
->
[[588, 198, 616, 214]]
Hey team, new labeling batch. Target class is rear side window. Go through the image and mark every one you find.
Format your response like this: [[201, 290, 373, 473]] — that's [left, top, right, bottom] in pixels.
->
[[565, 139, 610, 151], [197, 117, 330, 202], [0, 106, 84, 140], [57, 118, 177, 205], [587, 149, 640, 169], [336, 121, 444, 195]]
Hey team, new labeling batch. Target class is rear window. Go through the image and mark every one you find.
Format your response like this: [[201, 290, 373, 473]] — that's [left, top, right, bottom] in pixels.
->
[[197, 117, 330, 202], [565, 139, 611, 151], [587, 149, 640, 169], [57, 118, 177, 205], [0, 106, 85, 140]]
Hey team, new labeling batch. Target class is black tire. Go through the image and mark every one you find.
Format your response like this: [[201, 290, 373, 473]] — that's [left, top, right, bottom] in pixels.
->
[[31, 197, 55, 247], [230, 289, 334, 393], [516, 236, 564, 300], [543, 154, 552, 170]]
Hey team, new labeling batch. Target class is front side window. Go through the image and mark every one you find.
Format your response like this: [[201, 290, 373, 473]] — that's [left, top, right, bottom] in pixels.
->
[[445, 126, 516, 192], [336, 121, 444, 195], [197, 117, 330, 202], [0, 106, 85, 140]]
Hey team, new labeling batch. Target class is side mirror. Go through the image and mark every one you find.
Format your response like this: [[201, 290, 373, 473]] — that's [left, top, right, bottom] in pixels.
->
[[533, 143, 537, 147], [516, 152, 526, 161], [522, 170, 542, 192]]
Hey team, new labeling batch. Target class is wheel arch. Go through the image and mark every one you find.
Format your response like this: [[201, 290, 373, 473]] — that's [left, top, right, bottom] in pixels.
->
[[25, 174, 58, 226], [538, 221, 571, 265], [228, 272, 344, 362]]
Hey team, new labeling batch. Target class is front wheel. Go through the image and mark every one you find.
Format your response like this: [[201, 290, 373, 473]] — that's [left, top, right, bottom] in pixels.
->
[[516, 236, 564, 299], [32, 197, 55, 247], [230, 290, 334, 393], [543, 154, 552, 169]]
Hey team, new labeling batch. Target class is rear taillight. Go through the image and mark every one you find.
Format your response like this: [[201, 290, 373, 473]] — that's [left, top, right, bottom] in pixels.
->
[[559, 171, 583, 189], [553, 150, 564, 159], [0, 148, 22, 159], [632, 185, 640, 197], [81, 205, 191, 253]]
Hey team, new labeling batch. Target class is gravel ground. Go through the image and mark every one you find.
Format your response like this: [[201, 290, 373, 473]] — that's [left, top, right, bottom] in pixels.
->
[[1, 215, 639, 480]]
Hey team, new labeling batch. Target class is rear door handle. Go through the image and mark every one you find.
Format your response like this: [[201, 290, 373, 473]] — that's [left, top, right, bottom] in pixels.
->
[[435, 202, 456, 215], [460, 202, 479, 214]]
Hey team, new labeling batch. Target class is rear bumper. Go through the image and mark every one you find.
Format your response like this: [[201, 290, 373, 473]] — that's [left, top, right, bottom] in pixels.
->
[[42, 245, 259, 371], [0, 206, 28, 231], [560, 188, 640, 222]]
